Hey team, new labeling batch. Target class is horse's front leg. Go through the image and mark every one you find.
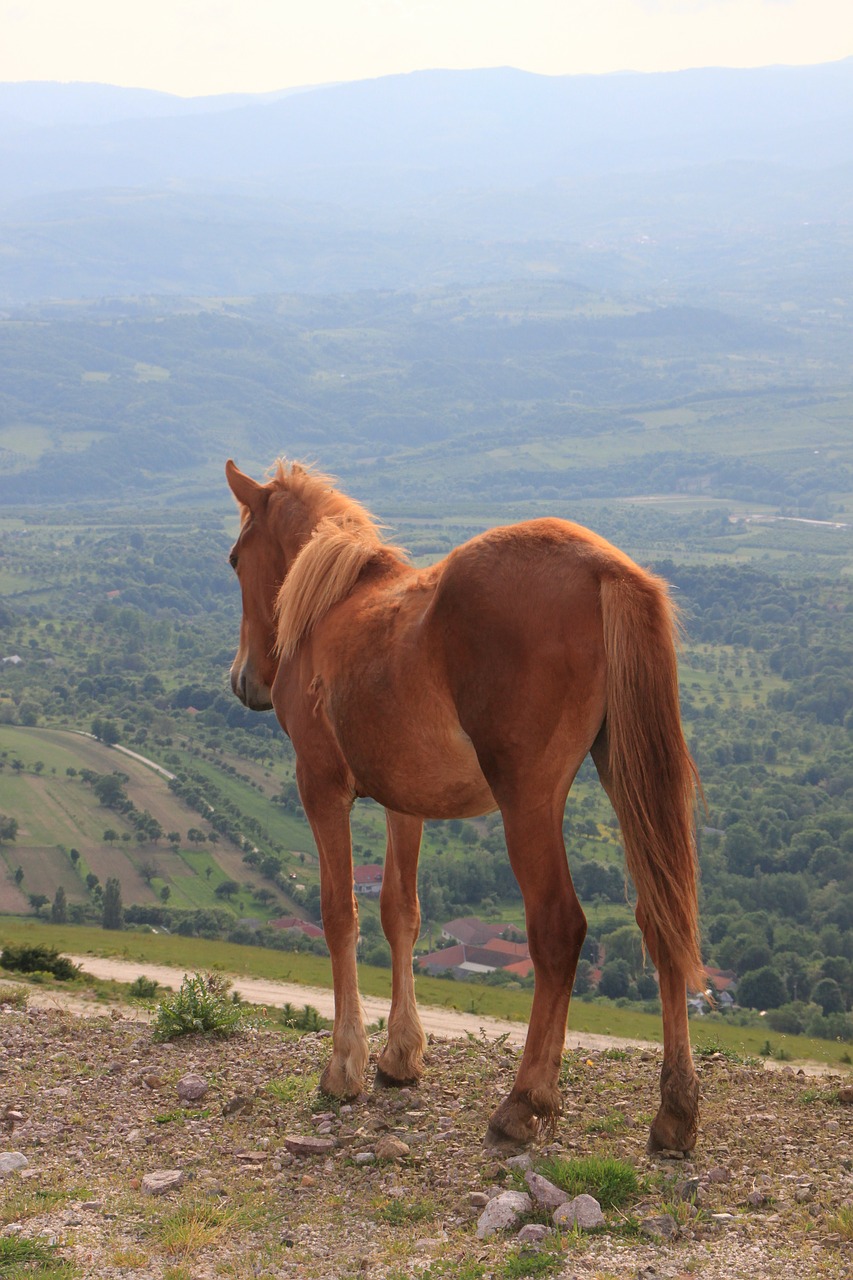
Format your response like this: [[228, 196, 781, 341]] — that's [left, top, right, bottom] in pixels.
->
[[298, 767, 368, 1099], [376, 810, 426, 1087]]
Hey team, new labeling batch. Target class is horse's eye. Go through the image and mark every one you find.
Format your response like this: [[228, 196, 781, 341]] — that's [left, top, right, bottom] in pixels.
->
[[229, 551, 239, 571]]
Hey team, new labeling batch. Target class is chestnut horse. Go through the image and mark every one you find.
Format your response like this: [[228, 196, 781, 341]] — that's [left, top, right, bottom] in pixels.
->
[[226, 458, 702, 1152]]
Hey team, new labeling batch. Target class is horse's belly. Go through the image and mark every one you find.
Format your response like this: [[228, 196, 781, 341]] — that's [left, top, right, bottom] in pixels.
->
[[342, 719, 495, 820]]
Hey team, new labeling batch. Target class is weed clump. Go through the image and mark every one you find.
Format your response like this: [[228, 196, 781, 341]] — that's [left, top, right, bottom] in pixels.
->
[[151, 971, 250, 1041]]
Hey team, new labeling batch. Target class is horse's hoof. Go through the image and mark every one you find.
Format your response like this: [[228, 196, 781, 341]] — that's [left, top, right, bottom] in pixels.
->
[[374, 1065, 419, 1090], [483, 1123, 532, 1154], [318, 1063, 362, 1101], [647, 1112, 698, 1158]]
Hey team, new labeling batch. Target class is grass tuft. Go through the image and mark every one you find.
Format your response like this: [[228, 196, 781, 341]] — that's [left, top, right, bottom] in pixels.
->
[[534, 1154, 639, 1208]]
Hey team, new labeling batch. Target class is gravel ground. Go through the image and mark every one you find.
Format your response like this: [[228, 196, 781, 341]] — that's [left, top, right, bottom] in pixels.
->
[[2, 1001, 852, 1280]]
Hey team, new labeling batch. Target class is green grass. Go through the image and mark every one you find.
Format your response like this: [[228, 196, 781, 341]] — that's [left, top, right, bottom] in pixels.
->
[[533, 1155, 639, 1209], [0, 1234, 75, 1277]]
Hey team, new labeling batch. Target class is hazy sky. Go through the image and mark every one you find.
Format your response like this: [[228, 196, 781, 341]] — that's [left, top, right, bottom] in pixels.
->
[[2, 0, 852, 97]]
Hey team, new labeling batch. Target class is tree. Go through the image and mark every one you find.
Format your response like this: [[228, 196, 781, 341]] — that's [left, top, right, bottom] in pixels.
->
[[13, 865, 23, 885], [214, 879, 240, 901], [102, 877, 123, 930], [51, 885, 68, 924], [92, 717, 119, 746], [159, 885, 171, 904], [736, 966, 787, 1011], [811, 977, 845, 1017], [93, 773, 127, 808], [28, 893, 49, 918], [0, 813, 18, 843], [598, 959, 631, 1000]]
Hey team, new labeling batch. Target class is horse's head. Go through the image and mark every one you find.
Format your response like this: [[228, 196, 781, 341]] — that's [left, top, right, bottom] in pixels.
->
[[225, 460, 295, 711], [226, 457, 388, 710]]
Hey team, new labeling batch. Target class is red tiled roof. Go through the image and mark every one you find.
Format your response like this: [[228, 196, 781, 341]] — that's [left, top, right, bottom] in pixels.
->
[[353, 864, 383, 885]]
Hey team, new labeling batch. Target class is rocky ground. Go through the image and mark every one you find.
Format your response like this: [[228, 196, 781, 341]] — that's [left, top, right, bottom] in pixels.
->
[[2, 999, 852, 1280]]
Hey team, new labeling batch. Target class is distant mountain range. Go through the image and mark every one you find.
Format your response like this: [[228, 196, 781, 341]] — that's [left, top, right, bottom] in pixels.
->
[[1, 61, 852, 302]]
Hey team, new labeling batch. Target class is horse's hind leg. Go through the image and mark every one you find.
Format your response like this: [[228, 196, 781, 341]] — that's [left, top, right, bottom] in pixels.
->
[[592, 736, 700, 1154], [487, 801, 587, 1146], [637, 905, 700, 1155], [376, 810, 427, 1087]]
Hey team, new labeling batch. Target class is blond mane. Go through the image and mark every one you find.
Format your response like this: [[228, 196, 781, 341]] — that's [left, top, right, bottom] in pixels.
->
[[271, 461, 404, 659]]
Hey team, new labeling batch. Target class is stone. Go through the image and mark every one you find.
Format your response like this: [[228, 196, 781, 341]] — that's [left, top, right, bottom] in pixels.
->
[[506, 1153, 533, 1171], [375, 1135, 410, 1161], [838, 1084, 853, 1105], [552, 1194, 604, 1230], [640, 1213, 679, 1239], [176, 1073, 208, 1102], [141, 1169, 184, 1196], [525, 1170, 570, 1210], [516, 1223, 553, 1244], [0, 1152, 29, 1176], [476, 1190, 533, 1238], [284, 1135, 336, 1157], [222, 1095, 253, 1116], [354, 1152, 376, 1165]]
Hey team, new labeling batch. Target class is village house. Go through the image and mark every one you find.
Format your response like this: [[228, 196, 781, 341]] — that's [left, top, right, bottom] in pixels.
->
[[353, 864, 384, 896]]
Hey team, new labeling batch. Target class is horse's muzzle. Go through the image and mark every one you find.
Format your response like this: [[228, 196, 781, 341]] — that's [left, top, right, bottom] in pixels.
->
[[230, 663, 273, 712]]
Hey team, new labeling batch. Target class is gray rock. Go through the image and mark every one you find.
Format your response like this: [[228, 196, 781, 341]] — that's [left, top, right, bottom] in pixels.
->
[[640, 1213, 679, 1239], [176, 1073, 208, 1102], [516, 1223, 553, 1244], [506, 1153, 533, 1171], [354, 1152, 376, 1165], [0, 1152, 28, 1176], [552, 1193, 604, 1230], [476, 1190, 533, 1238], [469, 1192, 490, 1208], [141, 1169, 184, 1196], [283, 1135, 336, 1157], [525, 1170, 570, 1210]]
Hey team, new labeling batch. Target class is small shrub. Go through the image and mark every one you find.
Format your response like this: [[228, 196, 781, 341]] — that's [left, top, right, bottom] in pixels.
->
[[497, 1246, 564, 1278], [128, 974, 159, 999], [0, 943, 79, 981], [829, 1205, 853, 1240], [151, 972, 250, 1041], [534, 1154, 639, 1208], [0, 982, 28, 1008]]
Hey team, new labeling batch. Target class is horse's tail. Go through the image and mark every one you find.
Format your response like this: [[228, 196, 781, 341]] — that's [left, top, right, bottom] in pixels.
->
[[599, 569, 703, 992]]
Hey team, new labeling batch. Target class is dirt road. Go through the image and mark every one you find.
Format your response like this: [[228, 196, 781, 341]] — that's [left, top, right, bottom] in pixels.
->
[[54, 953, 658, 1053]]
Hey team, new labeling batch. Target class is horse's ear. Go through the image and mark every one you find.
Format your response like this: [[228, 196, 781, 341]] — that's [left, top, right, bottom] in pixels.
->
[[226, 459, 264, 511]]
